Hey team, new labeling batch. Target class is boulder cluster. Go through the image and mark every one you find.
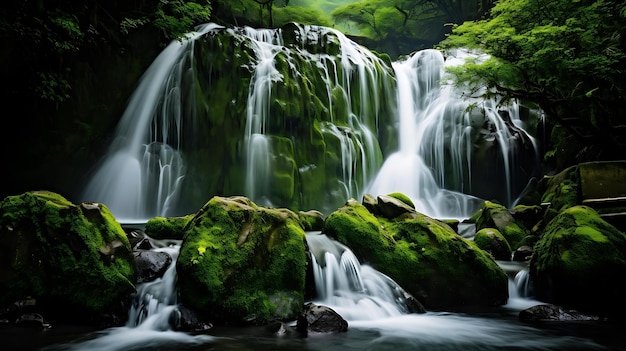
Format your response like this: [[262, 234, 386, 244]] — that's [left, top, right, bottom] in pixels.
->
[[1, 162, 625, 333]]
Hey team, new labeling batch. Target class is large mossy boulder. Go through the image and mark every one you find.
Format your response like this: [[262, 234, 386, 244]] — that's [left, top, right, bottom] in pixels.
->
[[0, 191, 136, 324], [322, 197, 508, 311], [530, 205, 626, 319], [176, 196, 308, 325]]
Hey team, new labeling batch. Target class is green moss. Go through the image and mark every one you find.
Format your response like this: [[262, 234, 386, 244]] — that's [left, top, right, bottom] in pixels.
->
[[323, 198, 508, 310], [177, 196, 307, 325], [145, 215, 193, 240], [0, 191, 136, 322], [473, 228, 512, 261], [531, 205, 626, 317], [387, 192, 416, 209]]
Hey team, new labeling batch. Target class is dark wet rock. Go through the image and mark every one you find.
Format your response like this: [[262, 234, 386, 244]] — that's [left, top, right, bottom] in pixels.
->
[[519, 304, 603, 322], [134, 250, 173, 283], [169, 305, 213, 332], [296, 303, 348, 335], [512, 245, 533, 262], [14, 313, 51, 329]]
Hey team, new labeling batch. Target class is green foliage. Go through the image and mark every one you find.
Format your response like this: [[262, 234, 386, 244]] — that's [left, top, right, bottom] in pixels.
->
[[273, 6, 332, 27], [1, 0, 211, 103], [440, 0, 626, 157], [142, 0, 212, 41], [331, 0, 490, 51]]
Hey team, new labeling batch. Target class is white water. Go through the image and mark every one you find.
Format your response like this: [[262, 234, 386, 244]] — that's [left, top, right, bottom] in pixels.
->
[[80, 23, 538, 223], [41, 234, 609, 351], [366, 49, 538, 220], [303, 233, 604, 350], [81, 23, 223, 222], [45, 242, 214, 351], [306, 232, 415, 321]]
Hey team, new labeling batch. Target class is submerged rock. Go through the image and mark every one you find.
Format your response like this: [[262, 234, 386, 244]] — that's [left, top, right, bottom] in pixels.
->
[[519, 304, 603, 322]]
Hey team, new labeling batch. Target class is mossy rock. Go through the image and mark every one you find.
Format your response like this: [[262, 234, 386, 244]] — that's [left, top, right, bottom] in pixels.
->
[[540, 165, 580, 222], [473, 228, 512, 261], [530, 205, 626, 319], [176, 196, 307, 325], [475, 201, 529, 251], [298, 210, 325, 232], [387, 192, 415, 209], [322, 198, 508, 311], [0, 191, 136, 324], [144, 215, 194, 240]]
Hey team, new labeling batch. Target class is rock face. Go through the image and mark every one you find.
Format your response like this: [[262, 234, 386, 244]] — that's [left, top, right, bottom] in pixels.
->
[[322, 195, 508, 311], [176, 196, 308, 325], [530, 205, 626, 318], [0, 191, 136, 324]]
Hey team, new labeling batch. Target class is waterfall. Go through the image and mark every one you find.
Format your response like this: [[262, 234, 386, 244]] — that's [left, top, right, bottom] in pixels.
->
[[50, 242, 213, 351], [81, 23, 223, 222], [79, 23, 539, 222], [366, 49, 539, 220], [241, 27, 283, 206], [306, 232, 415, 321]]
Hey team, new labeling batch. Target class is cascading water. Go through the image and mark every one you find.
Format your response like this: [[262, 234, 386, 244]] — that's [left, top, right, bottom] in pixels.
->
[[79, 23, 538, 222], [303, 233, 604, 350], [306, 232, 416, 321], [81, 23, 223, 223], [241, 27, 283, 206], [46, 241, 213, 351], [367, 49, 539, 219]]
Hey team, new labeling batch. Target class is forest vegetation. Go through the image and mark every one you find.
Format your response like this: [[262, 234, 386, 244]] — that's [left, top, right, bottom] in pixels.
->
[[0, 0, 625, 198]]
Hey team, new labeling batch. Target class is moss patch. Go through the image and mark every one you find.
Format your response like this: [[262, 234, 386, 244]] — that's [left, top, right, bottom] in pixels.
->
[[530, 205, 626, 318]]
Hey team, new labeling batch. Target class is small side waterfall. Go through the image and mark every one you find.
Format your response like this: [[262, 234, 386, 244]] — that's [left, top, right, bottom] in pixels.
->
[[306, 232, 416, 321], [50, 242, 213, 351], [242, 27, 284, 206]]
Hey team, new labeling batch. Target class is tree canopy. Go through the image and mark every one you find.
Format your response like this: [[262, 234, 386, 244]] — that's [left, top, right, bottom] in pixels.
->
[[0, 0, 211, 103], [331, 0, 492, 55], [439, 0, 626, 161]]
